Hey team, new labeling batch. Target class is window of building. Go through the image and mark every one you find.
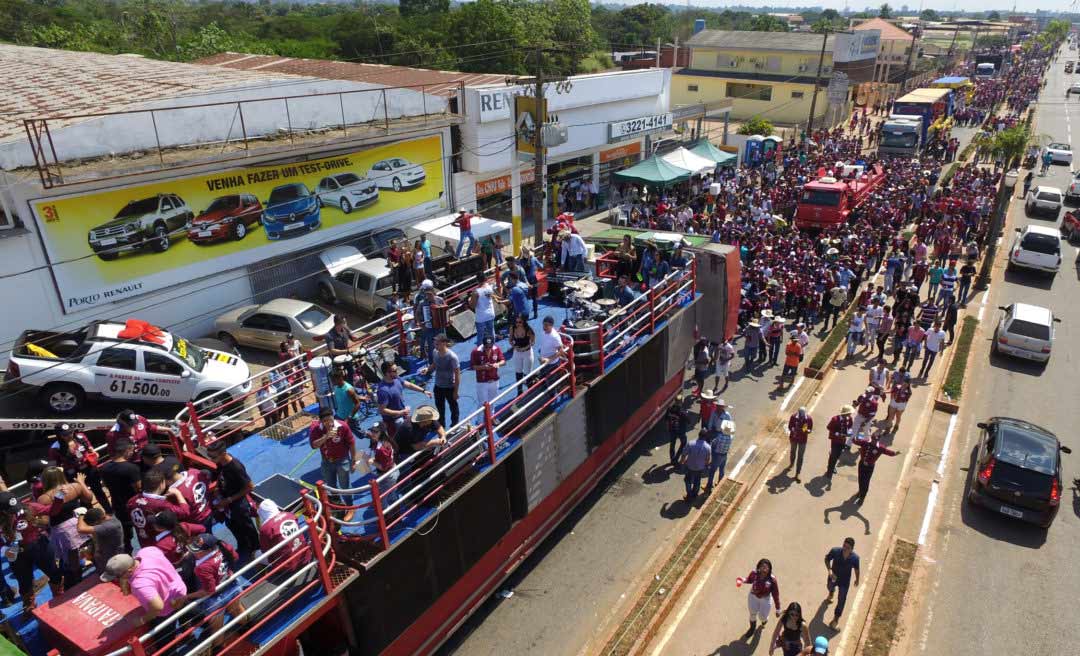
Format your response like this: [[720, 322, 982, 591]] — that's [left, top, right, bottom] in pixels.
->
[[688, 84, 699, 92], [766, 56, 781, 71], [726, 82, 772, 102], [715, 54, 735, 68], [791, 91, 805, 99]]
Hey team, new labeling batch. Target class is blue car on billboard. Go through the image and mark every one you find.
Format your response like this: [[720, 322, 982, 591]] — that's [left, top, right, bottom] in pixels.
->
[[262, 183, 321, 240]]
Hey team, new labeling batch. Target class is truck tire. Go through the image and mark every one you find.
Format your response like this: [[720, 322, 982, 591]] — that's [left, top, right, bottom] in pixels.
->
[[41, 383, 84, 415], [318, 284, 336, 305], [150, 223, 170, 252]]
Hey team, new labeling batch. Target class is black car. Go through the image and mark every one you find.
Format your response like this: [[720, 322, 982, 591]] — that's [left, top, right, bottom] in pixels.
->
[[968, 417, 1071, 528]]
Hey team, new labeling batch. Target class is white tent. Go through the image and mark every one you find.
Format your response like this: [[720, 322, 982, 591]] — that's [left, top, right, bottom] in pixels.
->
[[661, 147, 716, 175]]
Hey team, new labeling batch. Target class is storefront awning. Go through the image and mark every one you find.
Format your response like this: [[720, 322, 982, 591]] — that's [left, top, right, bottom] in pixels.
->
[[661, 147, 717, 175], [613, 155, 691, 187], [689, 140, 738, 167]]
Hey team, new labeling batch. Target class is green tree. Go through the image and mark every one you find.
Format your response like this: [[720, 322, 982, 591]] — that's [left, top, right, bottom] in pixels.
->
[[991, 125, 1030, 167], [821, 8, 841, 21], [986, 10, 1001, 20], [750, 14, 788, 32], [879, 3, 893, 19], [400, 0, 449, 18], [737, 117, 774, 136], [445, 0, 528, 74], [920, 8, 939, 21]]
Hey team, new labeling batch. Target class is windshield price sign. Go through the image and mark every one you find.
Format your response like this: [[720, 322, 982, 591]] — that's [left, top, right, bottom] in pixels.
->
[[608, 113, 673, 142]]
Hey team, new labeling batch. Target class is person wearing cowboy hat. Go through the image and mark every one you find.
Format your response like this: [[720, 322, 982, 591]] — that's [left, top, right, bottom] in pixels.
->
[[825, 405, 855, 483], [398, 405, 448, 458], [705, 419, 737, 493], [767, 316, 787, 366]]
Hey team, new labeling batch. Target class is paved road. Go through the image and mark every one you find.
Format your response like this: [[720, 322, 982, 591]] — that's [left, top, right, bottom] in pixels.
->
[[912, 54, 1080, 656]]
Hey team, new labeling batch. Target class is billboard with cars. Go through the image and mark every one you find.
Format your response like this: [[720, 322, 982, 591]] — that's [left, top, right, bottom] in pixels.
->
[[29, 133, 446, 313]]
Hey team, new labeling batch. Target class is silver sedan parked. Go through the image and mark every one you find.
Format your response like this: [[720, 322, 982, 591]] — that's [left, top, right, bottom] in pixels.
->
[[214, 298, 335, 352]]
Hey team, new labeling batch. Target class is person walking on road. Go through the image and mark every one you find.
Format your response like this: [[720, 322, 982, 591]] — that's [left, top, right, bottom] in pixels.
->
[[787, 407, 812, 482], [713, 338, 736, 393], [918, 321, 948, 379], [885, 368, 912, 432], [665, 396, 689, 467], [770, 601, 812, 656], [850, 387, 879, 443], [781, 334, 803, 387], [705, 420, 736, 493], [824, 538, 861, 630], [678, 432, 711, 502], [825, 405, 854, 483], [739, 557, 781, 639], [852, 430, 901, 505], [744, 321, 763, 369]]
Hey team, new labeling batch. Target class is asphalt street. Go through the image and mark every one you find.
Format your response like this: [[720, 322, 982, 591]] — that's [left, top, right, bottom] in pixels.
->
[[912, 54, 1080, 656]]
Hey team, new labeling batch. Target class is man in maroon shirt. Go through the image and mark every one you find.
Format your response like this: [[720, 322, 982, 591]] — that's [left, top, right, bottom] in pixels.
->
[[49, 423, 110, 513], [0, 491, 62, 608], [127, 468, 188, 544], [309, 407, 359, 521], [471, 334, 504, 407], [825, 405, 854, 483], [107, 410, 161, 461], [787, 407, 813, 482], [257, 499, 310, 575], [852, 431, 901, 505], [164, 466, 214, 532], [850, 387, 879, 445], [452, 207, 476, 258], [173, 534, 245, 638]]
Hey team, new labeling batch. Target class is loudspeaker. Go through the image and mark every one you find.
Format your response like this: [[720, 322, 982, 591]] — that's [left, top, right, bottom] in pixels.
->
[[448, 309, 476, 341]]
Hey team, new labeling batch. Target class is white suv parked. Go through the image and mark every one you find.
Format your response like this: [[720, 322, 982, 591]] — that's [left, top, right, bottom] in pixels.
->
[[1008, 224, 1062, 276], [1025, 186, 1064, 217]]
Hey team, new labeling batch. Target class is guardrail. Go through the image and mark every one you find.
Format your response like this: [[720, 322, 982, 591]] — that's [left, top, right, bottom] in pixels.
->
[[104, 490, 337, 656]]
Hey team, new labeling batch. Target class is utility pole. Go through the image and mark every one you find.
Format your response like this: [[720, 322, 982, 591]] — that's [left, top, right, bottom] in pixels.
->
[[807, 28, 829, 138], [533, 46, 547, 247], [901, 25, 918, 92]]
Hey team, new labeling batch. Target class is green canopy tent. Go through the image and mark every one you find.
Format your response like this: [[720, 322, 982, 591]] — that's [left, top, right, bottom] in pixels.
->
[[689, 140, 738, 167], [613, 154, 692, 187]]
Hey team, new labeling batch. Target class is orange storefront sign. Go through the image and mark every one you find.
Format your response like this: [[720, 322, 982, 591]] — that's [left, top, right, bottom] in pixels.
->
[[600, 141, 642, 163], [476, 168, 536, 199]]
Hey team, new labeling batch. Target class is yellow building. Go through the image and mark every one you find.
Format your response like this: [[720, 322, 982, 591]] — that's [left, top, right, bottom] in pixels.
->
[[674, 30, 837, 125]]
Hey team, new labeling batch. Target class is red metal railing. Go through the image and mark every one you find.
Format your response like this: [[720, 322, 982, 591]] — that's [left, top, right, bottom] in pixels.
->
[[178, 263, 697, 553], [105, 490, 337, 656]]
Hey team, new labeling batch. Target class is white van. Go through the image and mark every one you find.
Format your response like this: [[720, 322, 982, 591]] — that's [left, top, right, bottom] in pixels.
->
[[994, 303, 1059, 364], [1008, 225, 1062, 276]]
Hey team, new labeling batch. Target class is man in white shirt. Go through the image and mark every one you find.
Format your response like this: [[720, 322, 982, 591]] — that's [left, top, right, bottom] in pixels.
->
[[918, 321, 948, 379], [537, 316, 567, 365], [559, 231, 588, 272], [469, 274, 504, 346]]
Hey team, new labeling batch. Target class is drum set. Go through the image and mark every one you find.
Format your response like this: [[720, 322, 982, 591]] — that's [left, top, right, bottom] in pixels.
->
[[562, 278, 624, 327]]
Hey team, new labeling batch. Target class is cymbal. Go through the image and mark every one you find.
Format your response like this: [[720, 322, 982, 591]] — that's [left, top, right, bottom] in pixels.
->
[[595, 298, 617, 307], [575, 280, 599, 298], [563, 279, 583, 290]]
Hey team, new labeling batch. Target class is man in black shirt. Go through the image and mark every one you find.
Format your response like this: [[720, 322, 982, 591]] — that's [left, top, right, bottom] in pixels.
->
[[207, 440, 259, 562], [98, 438, 141, 551], [957, 259, 977, 306]]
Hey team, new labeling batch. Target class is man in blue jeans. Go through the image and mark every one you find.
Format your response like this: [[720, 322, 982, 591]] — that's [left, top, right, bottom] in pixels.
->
[[452, 208, 476, 259], [308, 407, 360, 522], [679, 432, 712, 501], [824, 537, 861, 629], [705, 419, 735, 493]]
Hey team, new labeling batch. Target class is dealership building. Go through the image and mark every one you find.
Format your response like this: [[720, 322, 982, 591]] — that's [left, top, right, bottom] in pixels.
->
[[0, 45, 707, 355]]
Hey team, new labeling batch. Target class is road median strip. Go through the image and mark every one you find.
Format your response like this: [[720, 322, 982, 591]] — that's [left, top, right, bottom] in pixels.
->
[[941, 315, 979, 403], [857, 538, 919, 656]]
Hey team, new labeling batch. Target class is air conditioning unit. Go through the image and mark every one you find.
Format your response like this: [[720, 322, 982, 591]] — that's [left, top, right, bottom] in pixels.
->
[[798, 64, 808, 72]]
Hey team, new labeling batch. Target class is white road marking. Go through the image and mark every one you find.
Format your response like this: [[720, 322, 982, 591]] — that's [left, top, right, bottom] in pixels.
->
[[996, 236, 1003, 246], [937, 414, 957, 477], [647, 454, 777, 656], [729, 444, 757, 480], [780, 376, 805, 411], [917, 481, 940, 546], [977, 305, 986, 321], [980, 287, 990, 305]]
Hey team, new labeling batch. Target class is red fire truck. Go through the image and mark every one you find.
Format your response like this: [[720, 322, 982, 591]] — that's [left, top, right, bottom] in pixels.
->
[[794, 163, 887, 230]]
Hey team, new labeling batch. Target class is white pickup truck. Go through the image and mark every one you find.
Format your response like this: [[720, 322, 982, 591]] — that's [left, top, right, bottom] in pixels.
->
[[4, 320, 251, 414]]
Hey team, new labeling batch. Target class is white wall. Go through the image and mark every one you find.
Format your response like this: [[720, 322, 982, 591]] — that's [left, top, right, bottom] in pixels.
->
[[1, 80, 448, 171], [459, 69, 671, 174]]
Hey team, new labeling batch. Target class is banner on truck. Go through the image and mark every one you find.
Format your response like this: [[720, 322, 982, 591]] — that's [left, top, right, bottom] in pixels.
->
[[29, 134, 447, 313]]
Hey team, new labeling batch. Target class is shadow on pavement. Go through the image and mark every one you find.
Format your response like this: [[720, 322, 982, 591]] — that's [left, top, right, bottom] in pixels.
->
[[766, 469, 796, 494], [1003, 267, 1055, 291], [804, 474, 830, 498], [988, 348, 1048, 377], [807, 597, 835, 644], [660, 498, 696, 520], [958, 445, 1048, 548], [642, 463, 676, 485], [823, 496, 872, 536], [707, 622, 764, 655], [1071, 481, 1080, 520]]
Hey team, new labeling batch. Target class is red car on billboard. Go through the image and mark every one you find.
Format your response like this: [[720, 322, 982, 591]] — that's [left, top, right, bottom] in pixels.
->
[[187, 193, 263, 244]]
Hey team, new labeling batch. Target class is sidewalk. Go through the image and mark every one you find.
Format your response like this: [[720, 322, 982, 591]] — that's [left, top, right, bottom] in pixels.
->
[[642, 327, 950, 656]]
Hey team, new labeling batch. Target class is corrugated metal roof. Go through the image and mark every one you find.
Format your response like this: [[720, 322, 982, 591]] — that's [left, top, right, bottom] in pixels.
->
[[686, 30, 834, 53], [0, 44, 309, 142], [852, 18, 914, 42], [195, 53, 507, 96]]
